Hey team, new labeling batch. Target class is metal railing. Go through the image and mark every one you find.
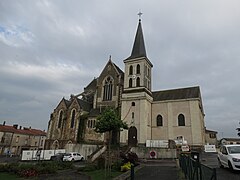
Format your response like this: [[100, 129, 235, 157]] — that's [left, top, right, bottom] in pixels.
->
[[179, 153, 217, 180]]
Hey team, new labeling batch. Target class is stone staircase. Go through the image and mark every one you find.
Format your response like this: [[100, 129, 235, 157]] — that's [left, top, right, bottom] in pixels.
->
[[88, 144, 131, 163]]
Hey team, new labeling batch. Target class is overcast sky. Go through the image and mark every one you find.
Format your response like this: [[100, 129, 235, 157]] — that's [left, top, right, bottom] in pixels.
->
[[0, 0, 240, 139]]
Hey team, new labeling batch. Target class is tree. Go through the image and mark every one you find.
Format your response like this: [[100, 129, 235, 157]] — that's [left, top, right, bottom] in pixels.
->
[[94, 107, 128, 178], [95, 107, 128, 135]]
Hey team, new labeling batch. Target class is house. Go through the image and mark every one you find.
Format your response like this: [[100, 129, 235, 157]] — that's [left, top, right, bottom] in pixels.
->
[[220, 138, 240, 145], [205, 129, 218, 146], [0, 122, 46, 155], [46, 17, 206, 150]]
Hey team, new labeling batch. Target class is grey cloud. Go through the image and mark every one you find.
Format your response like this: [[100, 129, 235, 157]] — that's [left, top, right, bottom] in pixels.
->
[[0, 0, 240, 137]]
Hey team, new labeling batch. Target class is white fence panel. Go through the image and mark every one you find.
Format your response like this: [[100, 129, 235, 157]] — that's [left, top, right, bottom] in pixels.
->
[[21, 149, 65, 161]]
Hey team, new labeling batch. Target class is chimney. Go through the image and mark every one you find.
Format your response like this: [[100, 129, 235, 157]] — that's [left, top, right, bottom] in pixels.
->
[[19, 126, 22, 130], [13, 124, 18, 129], [3, 121, 6, 126]]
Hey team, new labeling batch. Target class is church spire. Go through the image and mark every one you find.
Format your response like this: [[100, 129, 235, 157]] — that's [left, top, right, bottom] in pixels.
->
[[127, 13, 147, 59]]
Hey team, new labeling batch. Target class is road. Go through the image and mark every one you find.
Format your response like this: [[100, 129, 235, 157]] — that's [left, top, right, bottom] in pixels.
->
[[201, 152, 240, 180]]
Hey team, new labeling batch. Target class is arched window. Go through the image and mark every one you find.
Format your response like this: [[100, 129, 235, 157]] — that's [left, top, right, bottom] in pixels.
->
[[178, 114, 185, 126], [87, 120, 96, 128], [90, 120, 93, 128], [129, 78, 133, 88], [58, 110, 63, 128], [87, 120, 90, 128], [70, 109, 75, 128], [132, 112, 134, 119], [137, 64, 140, 74], [156, 115, 163, 126], [103, 76, 113, 101], [136, 77, 140, 87], [129, 65, 133, 75], [131, 102, 135, 106]]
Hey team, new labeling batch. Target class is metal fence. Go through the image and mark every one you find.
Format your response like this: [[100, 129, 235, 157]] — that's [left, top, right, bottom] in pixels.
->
[[179, 153, 217, 180]]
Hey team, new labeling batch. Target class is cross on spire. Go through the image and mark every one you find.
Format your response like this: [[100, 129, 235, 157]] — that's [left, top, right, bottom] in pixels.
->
[[138, 11, 143, 21]]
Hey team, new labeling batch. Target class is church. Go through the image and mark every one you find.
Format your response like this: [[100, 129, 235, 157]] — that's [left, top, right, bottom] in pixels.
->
[[45, 17, 206, 150]]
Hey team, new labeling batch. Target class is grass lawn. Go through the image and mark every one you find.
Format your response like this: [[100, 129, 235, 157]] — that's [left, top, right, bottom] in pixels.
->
[[0, 172, 22, 179], [84, 169, 122, 180]]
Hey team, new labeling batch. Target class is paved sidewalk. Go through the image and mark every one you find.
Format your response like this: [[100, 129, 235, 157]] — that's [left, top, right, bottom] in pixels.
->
[[114, 159, 179, 180], [134, 159, 178, 180]]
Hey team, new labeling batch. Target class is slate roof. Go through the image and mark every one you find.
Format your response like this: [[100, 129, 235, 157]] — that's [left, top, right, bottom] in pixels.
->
[[126, 19, 147, 60], [0, 124, 46, 136], [205, 129, 218, 134], [88, 108, 101, 117], [152, 86, 201, 102], [113, 62, 124, 75], [76, 98, 91, 112], [84, 78, 97, 91], [63, 98, 71, 108]]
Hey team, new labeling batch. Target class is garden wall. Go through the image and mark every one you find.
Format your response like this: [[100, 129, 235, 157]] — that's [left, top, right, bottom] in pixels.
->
[[131, 147, 177, 159]]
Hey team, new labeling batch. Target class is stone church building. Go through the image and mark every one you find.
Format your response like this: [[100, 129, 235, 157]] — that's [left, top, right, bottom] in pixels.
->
[[45, 18, 206, 150]]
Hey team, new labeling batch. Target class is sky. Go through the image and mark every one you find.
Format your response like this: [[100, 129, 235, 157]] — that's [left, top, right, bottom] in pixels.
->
[[0, 0, 240, 139]]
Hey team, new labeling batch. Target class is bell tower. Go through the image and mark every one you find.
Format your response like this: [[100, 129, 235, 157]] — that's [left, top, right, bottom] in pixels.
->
[[123, 16, 153, 94], [120, 14, 153, 145]]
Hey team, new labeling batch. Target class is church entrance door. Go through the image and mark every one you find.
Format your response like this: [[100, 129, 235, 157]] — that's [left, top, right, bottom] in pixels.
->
[[128, 126, 137, 147]]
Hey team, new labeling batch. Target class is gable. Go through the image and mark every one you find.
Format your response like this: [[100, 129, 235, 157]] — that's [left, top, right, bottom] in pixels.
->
[[55, 98, 70, 111], [97, 60, 124, 96], [98, 60, 124, 83], [68, 98, 81, 110]]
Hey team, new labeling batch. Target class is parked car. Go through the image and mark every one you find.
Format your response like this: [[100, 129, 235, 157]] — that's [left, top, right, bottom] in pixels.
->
[[63, 152, 84, 161], [218, 144, 240, 171], [50, 153, 66, 161]]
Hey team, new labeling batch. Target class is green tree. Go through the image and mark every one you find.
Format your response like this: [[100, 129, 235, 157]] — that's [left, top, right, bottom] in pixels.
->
[[95, 107, 128, 144], [94, 107, 128, 178]]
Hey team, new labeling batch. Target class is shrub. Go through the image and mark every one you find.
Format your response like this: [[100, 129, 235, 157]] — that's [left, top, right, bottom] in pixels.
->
[[0, 163, 22, 174], [112, 160, 122, 171], [8, 162, 21, 174], [58, 161, 74, 170], [78, 164, 97, 172], [120, 162, 131, 172], [120, 151, 139, 166], [0, 164, 4, 172], [0, 161, 75, 178], [37, 161, 58, 173], [18, 169, 38, 178], [97, 157, 105, 169]]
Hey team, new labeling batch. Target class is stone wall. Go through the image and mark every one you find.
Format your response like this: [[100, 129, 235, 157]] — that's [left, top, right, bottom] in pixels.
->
[[131, 147, 177, 159]]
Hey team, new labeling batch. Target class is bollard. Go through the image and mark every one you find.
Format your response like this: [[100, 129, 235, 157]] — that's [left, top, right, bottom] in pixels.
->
[[130, 164, 134, 180]]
